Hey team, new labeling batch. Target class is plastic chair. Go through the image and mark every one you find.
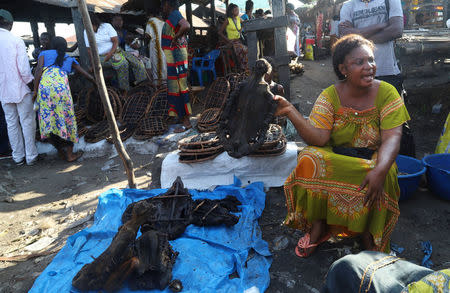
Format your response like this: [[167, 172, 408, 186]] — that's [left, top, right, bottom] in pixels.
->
[[192, 49, 220, 86]]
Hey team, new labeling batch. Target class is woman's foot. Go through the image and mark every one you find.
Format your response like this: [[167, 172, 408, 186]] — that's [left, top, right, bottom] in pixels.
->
[[66, 152, 83, 162], [173, 116, 192, 133], [65, 145, 83, 162], [295, 220, 329, 257], [173, 125, 192, 133]]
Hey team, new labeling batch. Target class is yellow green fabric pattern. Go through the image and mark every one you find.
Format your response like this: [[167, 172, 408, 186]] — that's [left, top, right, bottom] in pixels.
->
[[435, 113, 450, 154], [284, 81, 410, 252], [402, 269, 450, 293]]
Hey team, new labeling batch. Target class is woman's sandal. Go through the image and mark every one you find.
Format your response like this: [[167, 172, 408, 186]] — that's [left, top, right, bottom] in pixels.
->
[[295, 233, 331, 258], [173, 125, 192, 133]]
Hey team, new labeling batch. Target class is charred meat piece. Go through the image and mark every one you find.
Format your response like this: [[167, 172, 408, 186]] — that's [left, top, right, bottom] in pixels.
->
[[191, 197, 241, 227], [218, 59, 278, 158], [72, 200, 155, 291], [129, 230, 178, 291]]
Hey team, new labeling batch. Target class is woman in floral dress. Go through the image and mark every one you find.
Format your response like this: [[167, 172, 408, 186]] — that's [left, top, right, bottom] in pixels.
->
[[33, 37, 94, 162]]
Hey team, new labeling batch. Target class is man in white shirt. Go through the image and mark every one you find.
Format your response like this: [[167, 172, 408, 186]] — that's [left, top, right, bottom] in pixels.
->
[[339, 0, 404, 93], [0, 10, 38, 165]]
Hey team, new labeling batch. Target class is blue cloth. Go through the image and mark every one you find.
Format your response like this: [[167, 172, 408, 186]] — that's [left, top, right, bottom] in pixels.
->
[[421, 241, 433, 268], [241, 13, 250, 21], [38, 50, 79, 74], [29, 178, 272, 293]]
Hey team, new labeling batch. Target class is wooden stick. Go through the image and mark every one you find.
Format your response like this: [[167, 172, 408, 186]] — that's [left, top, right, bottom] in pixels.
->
[[77, 0, 136, 188]]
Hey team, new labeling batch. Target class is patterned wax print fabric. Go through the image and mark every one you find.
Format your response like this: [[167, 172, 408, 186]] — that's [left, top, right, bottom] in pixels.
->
[[100, 48, 147, 91], [232, 40, 249, 72], [162, 9, 191, 118], [37, 67, 78, 143], [284, 82, 410, 252], [435, 113, 450, 154], [402, 269, 450, 293], [323, 251, 444, 293], [146, 17, 167, 86]]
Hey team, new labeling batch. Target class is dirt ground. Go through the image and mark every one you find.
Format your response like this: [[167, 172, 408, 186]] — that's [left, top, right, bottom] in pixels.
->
[[0, 58, 449, 293]]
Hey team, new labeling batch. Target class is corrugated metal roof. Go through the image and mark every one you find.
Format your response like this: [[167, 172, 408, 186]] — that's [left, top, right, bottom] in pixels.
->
[[33, 0, 130, 13]]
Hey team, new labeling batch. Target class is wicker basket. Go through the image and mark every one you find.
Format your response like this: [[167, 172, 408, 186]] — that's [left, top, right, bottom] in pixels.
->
[[84, 120, 110, 143], [133, 117, 168, 140]]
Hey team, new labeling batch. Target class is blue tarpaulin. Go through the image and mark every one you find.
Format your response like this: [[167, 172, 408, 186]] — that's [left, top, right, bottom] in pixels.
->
[[30, 178, 272, 293]]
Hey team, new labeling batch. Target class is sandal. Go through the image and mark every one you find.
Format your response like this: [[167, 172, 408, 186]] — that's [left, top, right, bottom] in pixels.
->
[[173, 125, 192, 133], [295, 233, 331, 258]]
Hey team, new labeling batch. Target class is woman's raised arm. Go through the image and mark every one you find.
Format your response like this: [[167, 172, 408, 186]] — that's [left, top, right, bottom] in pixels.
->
[[274, 95, 331, 146]]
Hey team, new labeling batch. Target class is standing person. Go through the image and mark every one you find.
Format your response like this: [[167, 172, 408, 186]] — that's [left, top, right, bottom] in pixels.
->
[[161, 0, 192, 133], [145, 4, 167, 87], [111, 15, 127, 49], [84, 13, 147, 92], [32, 32, 51, 60], [219, 3, 249, 71], [329, 15, 340, 47], [241, 0, 254, 22], [339, 0, 404, 93], [33, 37, 94, 162], [276, 34, 409, 256], [286, 3, 301, 57], [0, 9, 38, 166]]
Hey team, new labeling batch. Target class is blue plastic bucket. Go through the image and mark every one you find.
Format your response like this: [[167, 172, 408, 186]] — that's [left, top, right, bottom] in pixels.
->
[[396, 155, 426, 201], [422, 154, 450, 200]]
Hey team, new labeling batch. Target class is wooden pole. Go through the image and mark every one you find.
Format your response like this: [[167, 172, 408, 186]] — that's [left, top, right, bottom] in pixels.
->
[[186, 1, 193, 35], [77, 0, 137, 189], [44, 21, 56, 38], [30, 21, 40, 50], [211, 0, 216, 25], [71, 7, 90, 69]]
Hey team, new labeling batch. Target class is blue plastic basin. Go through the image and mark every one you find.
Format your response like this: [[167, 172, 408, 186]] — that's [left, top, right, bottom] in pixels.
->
[[396, 155, 426, 201], [422, 154, 450, 200]]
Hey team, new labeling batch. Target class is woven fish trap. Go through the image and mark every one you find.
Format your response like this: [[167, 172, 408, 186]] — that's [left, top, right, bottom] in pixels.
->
[[77, 120, 88, 138], [147, 88, 169, 119], [226, 73, 247, 93], [250, 137, 287, 157], [202, 77, 230, 110], [178, 149, 223, 163], [120, 91, 153, 125], [197, 123, 219, 133], [105, 124, 136, 144], [197, 107, 221, 132], [75, 107, 86, 121], [178, 133, 221, 153], [258, 124, 284, 149], [84, 120, 110, 143], [133, 117, 168, 140], [126, 82, 155, 100], [86, 87, 122, 123]]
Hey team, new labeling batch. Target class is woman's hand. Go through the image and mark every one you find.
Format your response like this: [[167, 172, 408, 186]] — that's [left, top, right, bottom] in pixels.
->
[[274, 95, 295, 117], [32, 91, 37, 101], [359, 167, 387, 210], [104, 52, 113, 62], [171, 37, 179, 48]]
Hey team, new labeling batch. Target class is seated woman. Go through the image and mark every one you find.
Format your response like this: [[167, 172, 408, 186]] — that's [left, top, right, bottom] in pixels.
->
[[219, 3, 248, 71], [84, 13, 147, 92], [274, 34, 410, 256], [33, 37, 95, 162]]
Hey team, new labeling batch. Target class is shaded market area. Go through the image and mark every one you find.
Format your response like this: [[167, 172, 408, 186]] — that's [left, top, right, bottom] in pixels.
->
[[0, 0, 449, 292]]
